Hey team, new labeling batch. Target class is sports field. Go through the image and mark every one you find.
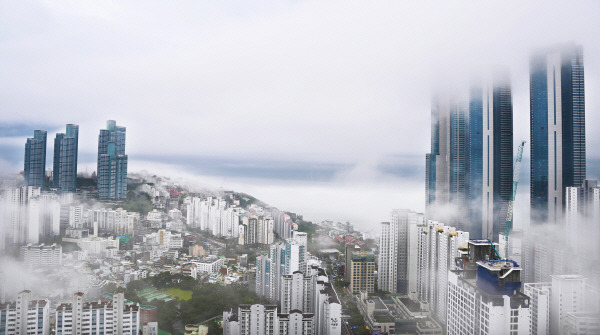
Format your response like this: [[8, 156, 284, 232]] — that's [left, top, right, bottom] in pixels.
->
[[164, 288, 193, 301]]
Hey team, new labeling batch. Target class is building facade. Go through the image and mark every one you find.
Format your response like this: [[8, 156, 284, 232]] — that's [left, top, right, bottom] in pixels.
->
[[97, 120, 128, 199], [530, 43, 585, 224], [24, 130, 47, 189], [55, 292, 140, 335], [53, 124, 79, 192], [0, 290, 50, 335], [20, 243, 62, 267], [469, 72, 513, 240], [348, 251, 375, 294]]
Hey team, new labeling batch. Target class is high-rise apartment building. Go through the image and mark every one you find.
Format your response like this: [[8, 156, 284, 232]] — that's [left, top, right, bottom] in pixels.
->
[[530, 43, 585, 224], [447, 258, 531, 335], [97, 120, 128, 199], [469, 72, 514, 239], [55, 292, 140, 335], [223, 304, 315, 335], [256, 239, 306, 301], [20, 243, 62, 267], [416, 221, 470, 324], [348, 251, 375, 294], [378, 221, 398, 294], [378, 210, 422, 294], [53, 124, 79, 192], [0, 290, 50, 335], [565, 179, 600, 226], [24, 130, 47, 188]]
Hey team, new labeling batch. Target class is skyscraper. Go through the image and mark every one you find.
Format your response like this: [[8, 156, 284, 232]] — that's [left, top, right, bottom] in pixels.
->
[[469, 72, 514, 239], [24, 130, 47, 188], [97, 120, 128, 199], [426, 95, 469, 231], [378, 209, 422, 294], [530, 43, 585, 224], [53, 124, 79, 192]]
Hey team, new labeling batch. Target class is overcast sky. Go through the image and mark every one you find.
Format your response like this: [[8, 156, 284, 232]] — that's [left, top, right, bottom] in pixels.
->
[[1, 1, 599, 229]]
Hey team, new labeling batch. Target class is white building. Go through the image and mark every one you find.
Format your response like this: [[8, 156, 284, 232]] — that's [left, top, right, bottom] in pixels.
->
[[378, 209, 423, 295], [223, 304, 318, 335], [378, 220, 398, 293], [20, 243, 62, 267], [256, 239, 306, 302], [280, 271, 314, 314], [191, 256, 225, 274], [523, 282, 551, 335], [76, 236, 119, 256], [223, 304, 278, 335], [416, 220, 469, 323], [55, 292, 140, 335], [550, 275, 587, 334], [0, 290, 50, 335], [446, 245, 531, 335]]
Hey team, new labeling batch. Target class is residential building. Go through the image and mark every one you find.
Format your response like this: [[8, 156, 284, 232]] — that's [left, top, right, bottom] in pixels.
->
[[348, 251, 375, 294], [530, 43, 585, 224], [20, 243, 62, 267], [416, 221, 470, 324], [223, 304, 278, 335], [280, 271, 314, 314], [446, 242, 531, 335], [379, 209, 422, 295], [97, 120, 128, 199], [53, 124, 79, 192], [469, 72, 514, 239], [426, 95, 470, 231], [523, 282, 551, 335], [256, 240, 306, 301], [24, 130, 47, 189], [565, 180, 600, 246], [0, 290, 50, 335], [55, 292, 140, 335]]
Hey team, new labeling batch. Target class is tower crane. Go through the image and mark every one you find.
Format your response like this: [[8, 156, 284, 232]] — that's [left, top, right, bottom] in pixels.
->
[[502, 140, 526, 259]]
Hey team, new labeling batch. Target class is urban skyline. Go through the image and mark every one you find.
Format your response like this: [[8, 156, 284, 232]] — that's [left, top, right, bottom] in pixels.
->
[[1, 2, 600, 229]]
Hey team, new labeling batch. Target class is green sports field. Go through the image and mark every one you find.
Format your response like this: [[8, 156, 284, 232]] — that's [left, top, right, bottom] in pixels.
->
[[164, 288, 193, 301]]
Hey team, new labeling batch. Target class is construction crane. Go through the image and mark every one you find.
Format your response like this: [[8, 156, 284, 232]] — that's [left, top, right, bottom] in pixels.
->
[[502, 140, 526, 259]]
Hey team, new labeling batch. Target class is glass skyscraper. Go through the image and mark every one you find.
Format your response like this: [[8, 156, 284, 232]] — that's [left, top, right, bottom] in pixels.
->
[[530, 43, 585, 223], [97, 120, 128, 199], [53, 124, 79, 192], [468, 71, 513, 240], [24, 130, 47, 188], [426, 95, 469, 232]]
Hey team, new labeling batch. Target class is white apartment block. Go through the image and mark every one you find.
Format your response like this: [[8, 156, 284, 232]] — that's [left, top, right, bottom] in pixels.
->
[[20, 243, 62, 267], [86, 207, 138, 236], [523, 282, 551, 335], [223, 304, 316, 335], [0, 290, 50, 335], [379, 210, 424, 295], [256, 240, 306, 302], [416, 220, 469, 324], [0, 187, 61, 249], [447, 255, 531, 335], [191, 256, 225, 274], [378, 221, 398, 293], [223, 304, 278, 335], [55, 292, 140, 335], [280, 272, 314, 314]]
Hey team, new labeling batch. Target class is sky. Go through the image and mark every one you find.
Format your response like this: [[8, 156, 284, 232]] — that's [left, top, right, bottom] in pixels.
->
[[1, 1, 599, 231]]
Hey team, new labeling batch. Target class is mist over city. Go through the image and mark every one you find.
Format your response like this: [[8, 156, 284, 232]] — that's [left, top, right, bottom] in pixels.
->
[[1, 1, 599, 335]]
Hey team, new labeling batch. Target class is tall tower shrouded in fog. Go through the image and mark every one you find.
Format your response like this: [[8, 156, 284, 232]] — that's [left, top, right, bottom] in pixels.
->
[[426, 95, 468, 232], [53, 124, 79, 192], [24, 130, 47, 188], [97, 120, 128, 199], [469, 71, 513, 240], [530, 43, 585, 224]]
